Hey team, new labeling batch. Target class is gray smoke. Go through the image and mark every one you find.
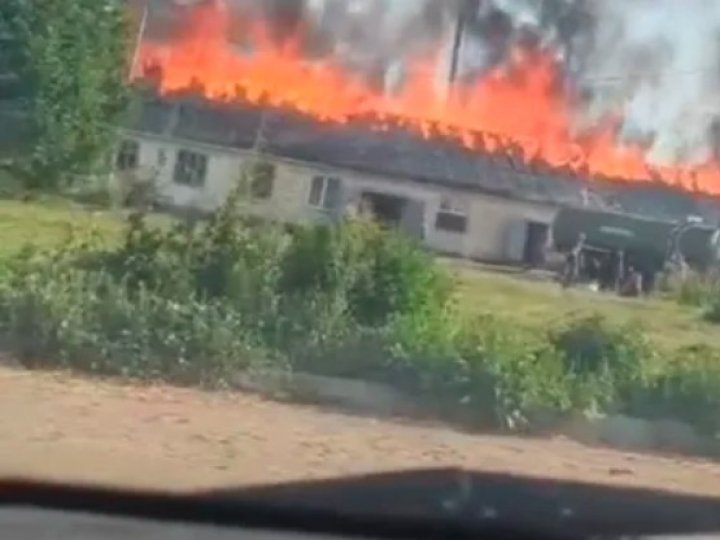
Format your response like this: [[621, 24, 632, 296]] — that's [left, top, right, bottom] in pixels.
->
[[455, 0, 720, 166], [576, 0, 720, 166], [144, 0, 720, 166]]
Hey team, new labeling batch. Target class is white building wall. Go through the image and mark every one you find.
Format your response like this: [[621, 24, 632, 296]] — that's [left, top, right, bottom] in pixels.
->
[[123, 131, 559, 263], [273, 160, 559, 263], [127, 133, 338, 223], [133, 137, 239, 212], [463, 197, 558, 262]]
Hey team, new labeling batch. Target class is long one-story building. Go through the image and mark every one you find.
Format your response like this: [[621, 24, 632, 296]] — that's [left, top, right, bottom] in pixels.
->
[[116, 95, 713, 265]]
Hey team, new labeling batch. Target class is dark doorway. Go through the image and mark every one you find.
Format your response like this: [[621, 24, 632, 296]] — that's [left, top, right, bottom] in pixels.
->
[[361, 192, 408, 227], [523, 221, 550, 267]]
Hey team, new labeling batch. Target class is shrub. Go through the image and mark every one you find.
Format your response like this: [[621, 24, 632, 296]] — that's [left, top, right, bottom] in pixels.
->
[[384, 312, 573, 430], [0, 247, 272, 385], [626, 345, 720, 437], [0, 189, 456, 389], [448, 316, 567, 429], [280, 223, 360, 298], [281, 219, 452, 328], [548, 314, 655, 412]]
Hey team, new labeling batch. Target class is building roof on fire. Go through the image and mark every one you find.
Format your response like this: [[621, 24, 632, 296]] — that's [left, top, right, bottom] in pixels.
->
[[123, 94, 710, 222]]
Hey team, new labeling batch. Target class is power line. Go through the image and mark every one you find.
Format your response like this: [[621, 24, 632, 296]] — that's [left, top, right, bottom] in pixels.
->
[[578, 65, 720, 87]]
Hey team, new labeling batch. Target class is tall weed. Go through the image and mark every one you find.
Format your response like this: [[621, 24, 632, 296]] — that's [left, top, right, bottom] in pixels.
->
[[626, 345, 720, 436], [549, 314, 655, 412]]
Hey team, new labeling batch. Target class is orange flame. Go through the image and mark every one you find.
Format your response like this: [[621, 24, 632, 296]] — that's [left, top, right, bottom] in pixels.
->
[[134, 0, 720, 196]]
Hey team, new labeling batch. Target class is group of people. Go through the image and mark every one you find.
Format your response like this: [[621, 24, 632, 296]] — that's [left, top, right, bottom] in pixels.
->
[[560, 234, 648, 297]]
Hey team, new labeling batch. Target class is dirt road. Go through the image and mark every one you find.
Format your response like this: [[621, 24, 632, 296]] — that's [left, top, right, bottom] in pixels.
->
[[1, 366, 719, 495]]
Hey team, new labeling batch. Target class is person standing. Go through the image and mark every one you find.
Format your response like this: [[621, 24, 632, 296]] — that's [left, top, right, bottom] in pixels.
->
[[614, 250, 625, 292], [561, 233, 586, 289], [620, 266, 644, 297]]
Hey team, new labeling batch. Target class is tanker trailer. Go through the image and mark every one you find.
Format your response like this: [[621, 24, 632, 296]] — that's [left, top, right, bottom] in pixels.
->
[[675, 223, 720, 271], [551, 207, 720, 273]]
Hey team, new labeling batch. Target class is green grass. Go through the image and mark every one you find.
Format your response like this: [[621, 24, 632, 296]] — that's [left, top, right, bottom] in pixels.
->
[[0, 198, 125, 256], [450, 262, 719, 353], [0, 198, 171, 256], [0, 199, 716, 354]]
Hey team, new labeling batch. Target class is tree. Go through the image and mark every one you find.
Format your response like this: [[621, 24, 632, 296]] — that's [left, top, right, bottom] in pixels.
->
[[0, 0, 130, 189]]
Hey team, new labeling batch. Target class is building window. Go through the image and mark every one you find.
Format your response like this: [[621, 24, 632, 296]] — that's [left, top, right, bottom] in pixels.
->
[[173, 149, 207, 188], [116, 139, 139, 171], [435, 198, 468, 233], [157, 148, 167, 167], [308, 175, 341, 210], [249, 161, 275, 200]]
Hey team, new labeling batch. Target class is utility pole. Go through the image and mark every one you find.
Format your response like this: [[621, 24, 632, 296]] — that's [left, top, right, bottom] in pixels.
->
[[448, 2, 465, 86], [129, 0, 150, 80], [448, 0, 478, 85]]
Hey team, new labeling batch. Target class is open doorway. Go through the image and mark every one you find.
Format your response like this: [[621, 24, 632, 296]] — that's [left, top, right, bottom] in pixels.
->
[[523, 221, 550, 267], [360, 191, 408, 227]]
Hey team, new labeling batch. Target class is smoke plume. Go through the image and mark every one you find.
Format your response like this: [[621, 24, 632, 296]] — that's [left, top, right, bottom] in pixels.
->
[[462, 0, 720, 167], [576, 0, 720, 166]]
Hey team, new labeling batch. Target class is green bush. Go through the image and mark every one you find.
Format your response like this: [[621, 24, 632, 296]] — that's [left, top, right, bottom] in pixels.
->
[[281, 219, 452, 327], [0, 191, 455, 388], [625, 345, 720, 436], [453, 315, 572, 429], [347, 226, 451, 326], [0, 248, 271, 385], [375, 311, 574, 430], [548, 314, 655, 412]]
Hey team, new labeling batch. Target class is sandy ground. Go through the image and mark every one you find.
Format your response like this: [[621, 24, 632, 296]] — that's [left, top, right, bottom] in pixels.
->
[[1, 366, 720, 496]]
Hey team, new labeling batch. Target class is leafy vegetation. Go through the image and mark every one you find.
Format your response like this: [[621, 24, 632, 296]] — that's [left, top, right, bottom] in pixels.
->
[[0, 196, 719, 439], [659, 268, 720, 324], [455, 263, 720, 351], [0, 0, 130, 187]]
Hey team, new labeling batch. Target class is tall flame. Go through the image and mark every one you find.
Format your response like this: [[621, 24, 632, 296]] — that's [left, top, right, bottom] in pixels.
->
[[134, 0, 720, 196]]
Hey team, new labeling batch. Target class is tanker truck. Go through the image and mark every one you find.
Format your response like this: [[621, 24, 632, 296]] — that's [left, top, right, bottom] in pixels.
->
[[551, 207, 720, 275]]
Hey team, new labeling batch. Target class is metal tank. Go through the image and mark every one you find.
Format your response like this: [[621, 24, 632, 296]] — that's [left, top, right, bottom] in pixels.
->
[[551, 206, 720, 272], [680, 225, 720, 271]]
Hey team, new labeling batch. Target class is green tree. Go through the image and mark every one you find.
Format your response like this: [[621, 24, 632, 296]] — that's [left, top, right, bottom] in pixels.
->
[[0, 0, 130, 189]]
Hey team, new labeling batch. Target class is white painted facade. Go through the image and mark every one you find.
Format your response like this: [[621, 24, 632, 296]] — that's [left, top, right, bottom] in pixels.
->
[[119, 130, 559, 264]]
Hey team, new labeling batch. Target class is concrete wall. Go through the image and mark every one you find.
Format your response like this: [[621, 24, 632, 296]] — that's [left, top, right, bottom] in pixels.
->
[[130, 136, 240, 213], [123, 131, 559, 264], [462, 197, 558, 262], [126, 133, 338, 224]]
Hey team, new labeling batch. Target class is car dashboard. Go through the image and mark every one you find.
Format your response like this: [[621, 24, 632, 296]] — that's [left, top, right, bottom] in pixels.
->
[[2, 470, 720, 540]]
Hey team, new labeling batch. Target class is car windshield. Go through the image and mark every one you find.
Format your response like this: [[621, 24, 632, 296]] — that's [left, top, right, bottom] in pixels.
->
[[1, 0, 720, 520]]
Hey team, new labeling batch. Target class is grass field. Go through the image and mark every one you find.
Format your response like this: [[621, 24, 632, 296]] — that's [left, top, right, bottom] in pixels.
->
[[1, 198, 716, 353], [451, 262, 717, 352], [0, 197, 173, 256], [0, 198, 126, 256]]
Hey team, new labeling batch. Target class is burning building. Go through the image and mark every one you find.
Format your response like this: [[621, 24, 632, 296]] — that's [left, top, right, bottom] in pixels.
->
[[120, 94, 584, 263], [118, 0, 720, 264]]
